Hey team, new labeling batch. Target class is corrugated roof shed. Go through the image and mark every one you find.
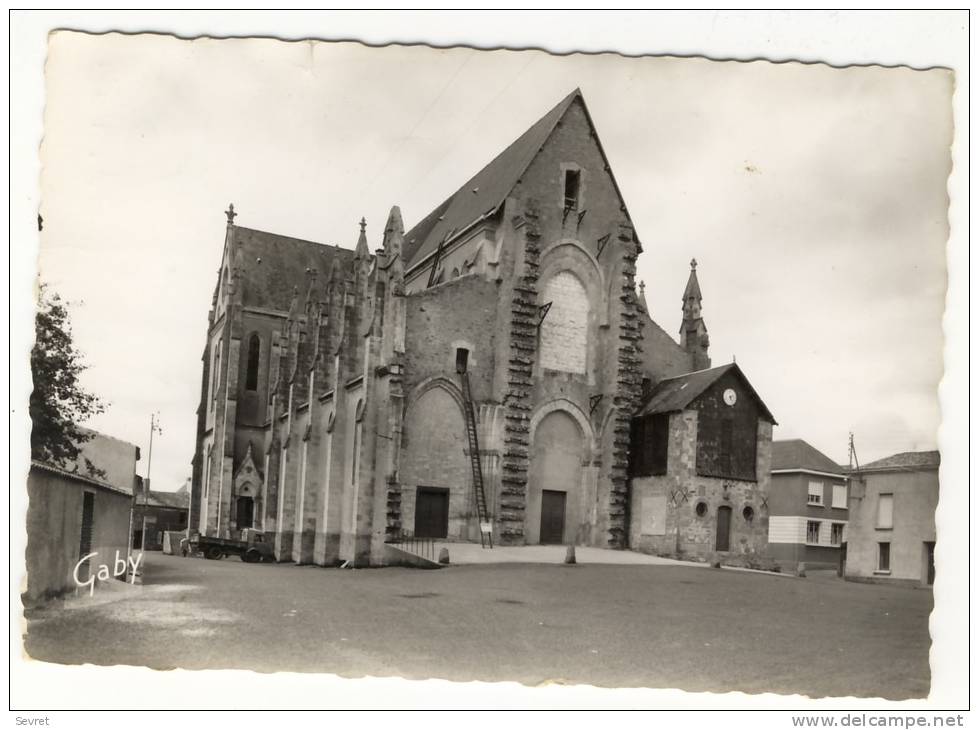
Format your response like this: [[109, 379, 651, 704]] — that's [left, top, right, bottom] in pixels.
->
[[402, 89, 580, 270], [860, 450, 941, 472], [771, 439, 844, 474]]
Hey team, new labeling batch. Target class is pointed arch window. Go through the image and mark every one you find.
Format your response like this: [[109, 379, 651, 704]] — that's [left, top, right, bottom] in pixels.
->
[[245, 333, 261, 391], [211, 339, 222, 405]]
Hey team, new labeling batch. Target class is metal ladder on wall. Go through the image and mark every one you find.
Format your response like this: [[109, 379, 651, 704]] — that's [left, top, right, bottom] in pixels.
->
[[460, 371, 492, 549]]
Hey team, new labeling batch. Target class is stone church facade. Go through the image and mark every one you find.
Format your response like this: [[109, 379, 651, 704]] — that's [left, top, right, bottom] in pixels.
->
[[189, 89, 775, 566]]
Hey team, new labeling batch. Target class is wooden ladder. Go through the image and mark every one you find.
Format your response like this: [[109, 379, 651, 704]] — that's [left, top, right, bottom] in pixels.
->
[[460, 371, 492, 548]]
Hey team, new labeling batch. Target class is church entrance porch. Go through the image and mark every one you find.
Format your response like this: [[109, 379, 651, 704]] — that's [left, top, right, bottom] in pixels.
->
[[539, 490, 567, 544]]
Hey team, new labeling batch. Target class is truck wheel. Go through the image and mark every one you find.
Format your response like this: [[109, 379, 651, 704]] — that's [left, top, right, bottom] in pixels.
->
[[205, 546, 223, 560], [242, 548, 260, 564]]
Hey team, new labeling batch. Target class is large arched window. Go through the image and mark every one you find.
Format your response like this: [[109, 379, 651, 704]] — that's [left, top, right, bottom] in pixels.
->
[[245, 333, 261, 391], [539, 270, 588, 374]]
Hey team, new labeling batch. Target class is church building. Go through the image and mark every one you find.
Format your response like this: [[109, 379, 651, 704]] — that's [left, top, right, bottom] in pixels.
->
[[189, 89, 775, 566]]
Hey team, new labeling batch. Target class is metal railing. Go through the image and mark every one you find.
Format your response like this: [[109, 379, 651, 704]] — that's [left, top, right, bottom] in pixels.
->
[[386, 529, 436, 562]]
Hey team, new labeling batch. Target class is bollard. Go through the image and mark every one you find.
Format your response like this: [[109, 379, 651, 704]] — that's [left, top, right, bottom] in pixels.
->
[[564, 545, 576, 564], [796, 562, 807, 578], [438, 547, 450, 565]]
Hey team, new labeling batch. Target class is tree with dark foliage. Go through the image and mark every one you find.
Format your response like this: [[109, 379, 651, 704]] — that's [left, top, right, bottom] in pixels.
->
[[30, 283, 106, 475]]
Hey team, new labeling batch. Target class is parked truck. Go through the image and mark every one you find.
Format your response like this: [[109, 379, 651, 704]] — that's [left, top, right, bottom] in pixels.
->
[[187, 530, 275, 563]]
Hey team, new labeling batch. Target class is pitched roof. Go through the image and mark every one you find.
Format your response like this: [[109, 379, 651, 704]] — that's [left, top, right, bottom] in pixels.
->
[[859, 450, 941, 472], [232, 226, 356, 311], [771, 439, 844, 474], [636, 362, 776, 422], [403, 89, 580, 270], [145, 490, 191, 510]]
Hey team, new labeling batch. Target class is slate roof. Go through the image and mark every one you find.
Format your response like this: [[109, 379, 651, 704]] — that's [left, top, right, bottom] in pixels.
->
[[145, 490, 191, 510], [859, 450, 941, 472], [771, 439, 844, 474], [233, 226, 356, 311], [403, 89, 581, 270], [636, 363, 776, 423]]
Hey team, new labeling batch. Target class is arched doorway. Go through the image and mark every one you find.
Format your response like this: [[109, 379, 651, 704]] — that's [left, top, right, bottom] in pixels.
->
[[527, 409, 584, 544], [716, 505, 732, 552], [400, 383, 470, 539]]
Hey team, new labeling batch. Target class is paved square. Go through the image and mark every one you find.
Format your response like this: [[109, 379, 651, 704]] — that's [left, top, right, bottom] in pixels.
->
[[24, 553, 932, 698]]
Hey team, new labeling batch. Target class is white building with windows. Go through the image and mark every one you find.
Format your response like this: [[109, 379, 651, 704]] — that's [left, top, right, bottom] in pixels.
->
[[844, 451, 939, 586], [767, 439, 849, 570]]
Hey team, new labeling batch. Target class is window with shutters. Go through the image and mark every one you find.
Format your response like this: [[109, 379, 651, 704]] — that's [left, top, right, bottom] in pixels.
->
[[876, 493, 893, 529], [807, 481, 824, 505], [832, 483, 848, 509], [539, 271, 588, 374]]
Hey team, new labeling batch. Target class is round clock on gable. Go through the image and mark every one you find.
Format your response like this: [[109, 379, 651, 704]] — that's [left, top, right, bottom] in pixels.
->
[[723, 388, 738, 406]]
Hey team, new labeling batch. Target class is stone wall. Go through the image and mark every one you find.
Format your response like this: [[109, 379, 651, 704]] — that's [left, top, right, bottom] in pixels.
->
[[630, 411, 772, 559], [399, 384, 474, 539], [403, 274, 499, 404]]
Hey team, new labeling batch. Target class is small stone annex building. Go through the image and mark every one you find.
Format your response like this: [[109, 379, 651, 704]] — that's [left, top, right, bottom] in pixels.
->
[[189, 89, 775, 566]]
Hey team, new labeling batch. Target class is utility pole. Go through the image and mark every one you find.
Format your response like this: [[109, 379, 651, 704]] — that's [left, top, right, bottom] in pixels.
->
[[140, 412, 163, 555], [848, 432, 860, 472]]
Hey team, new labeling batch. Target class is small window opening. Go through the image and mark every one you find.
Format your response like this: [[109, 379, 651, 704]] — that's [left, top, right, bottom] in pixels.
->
[[564, 169, 581, 210], [695, 502, 708, 518], [455, 348, 470, 374], [742, 506, 754, 523]]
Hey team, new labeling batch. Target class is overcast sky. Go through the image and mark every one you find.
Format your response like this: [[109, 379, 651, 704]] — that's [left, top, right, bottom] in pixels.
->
[[35, 31, 952, 491]]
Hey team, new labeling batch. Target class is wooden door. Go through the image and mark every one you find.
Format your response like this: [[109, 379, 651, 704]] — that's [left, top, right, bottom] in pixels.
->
[[716, 505, 732, 552], [78, 492, 95, 580], [414, 487, 449, 539], [540, 490, 567, 544], [236, 497, 254, 529], [925, 541, 936, 585]]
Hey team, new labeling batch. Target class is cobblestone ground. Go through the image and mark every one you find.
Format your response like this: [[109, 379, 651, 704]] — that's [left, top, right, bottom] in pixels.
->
[[23, 553, 932, 699]]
